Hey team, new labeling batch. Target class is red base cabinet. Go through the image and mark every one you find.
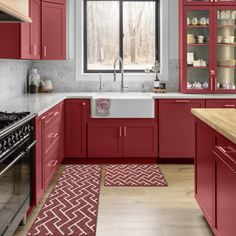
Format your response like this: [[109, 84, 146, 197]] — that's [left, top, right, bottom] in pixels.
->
[[206, 99, 236, 108], [87, 121, 158, 159], [195, 119, 214, 227], [195, 117, 236, 236], [159, 99, 205, 159], [123, 123, 157, 157], [87, 123, 123, 158], [64, 100, 89, 158], [34, 102, 64, 204]]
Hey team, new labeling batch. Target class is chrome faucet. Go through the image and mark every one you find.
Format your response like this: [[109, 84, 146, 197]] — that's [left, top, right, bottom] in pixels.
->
[[113, 57, 128, 92]]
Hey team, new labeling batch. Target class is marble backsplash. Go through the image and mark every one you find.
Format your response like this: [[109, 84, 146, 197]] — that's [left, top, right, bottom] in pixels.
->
[[31, 59, 179, 93], [0, 60, 31, 102]]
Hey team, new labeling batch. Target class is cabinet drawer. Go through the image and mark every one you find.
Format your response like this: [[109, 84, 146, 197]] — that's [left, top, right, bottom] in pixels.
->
[[44, 119, 61, 154], [42, 103, 62, 128], [206, 99, 236, 108], [44, 143, 60, 188]]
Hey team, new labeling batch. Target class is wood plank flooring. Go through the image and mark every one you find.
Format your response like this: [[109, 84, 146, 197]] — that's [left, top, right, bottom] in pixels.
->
[[14, 164, 213, 236]]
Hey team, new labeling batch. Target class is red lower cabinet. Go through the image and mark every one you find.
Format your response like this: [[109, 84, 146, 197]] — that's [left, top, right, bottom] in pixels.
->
[[195, 117, 236, 236], [159, 99, 205, 159], [206, 99, 236, 108], [87, 121, 158, 158], [64, 100, 89, 158], [34, 117, 44, 205], [87, 123, 123, 158], [123, 123, 157, 157], [195, 120, 214, 226], [214, 151, 236, 236]]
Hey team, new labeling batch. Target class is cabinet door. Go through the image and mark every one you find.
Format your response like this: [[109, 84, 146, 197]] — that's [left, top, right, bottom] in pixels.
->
[[34, 117, 44, 205], [206, 99, 236, 108], [21, 0, 41, 59], [195, 119, 214, 227], [214, 6, 236, 94], [159, 99, 205, 158], [182, 0, 213, 6], [42, 0, 66, 4], [214, 151, 236, 236], [42, 1, 66, 59], [123, 123, 158, 157], [88, 123, 123, 158], [181, 6, 214, 93], [65, 100, 88, 158]]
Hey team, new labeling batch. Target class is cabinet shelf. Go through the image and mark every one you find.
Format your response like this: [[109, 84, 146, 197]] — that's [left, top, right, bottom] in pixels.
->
[[217, 25, 236, 28], [217, 43, 236, 47], [217, 66, 236, 69], [187, 25, 209, 28], [188, 66, 209, 69]]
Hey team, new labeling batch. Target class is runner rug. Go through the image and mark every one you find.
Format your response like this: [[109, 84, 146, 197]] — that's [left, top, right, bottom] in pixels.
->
[[105, 164, 168, 187], [27, 165, 101, 236]]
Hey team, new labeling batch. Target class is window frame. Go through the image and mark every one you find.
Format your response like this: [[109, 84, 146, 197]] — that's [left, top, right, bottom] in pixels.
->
[[83, 0, 160, 73]]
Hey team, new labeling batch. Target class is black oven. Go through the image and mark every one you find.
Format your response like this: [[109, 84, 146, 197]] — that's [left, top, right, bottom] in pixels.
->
[[0, 113, 36, 236]]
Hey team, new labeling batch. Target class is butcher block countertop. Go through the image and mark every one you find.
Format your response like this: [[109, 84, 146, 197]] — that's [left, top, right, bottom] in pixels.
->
[[191, 108, 236, 145]]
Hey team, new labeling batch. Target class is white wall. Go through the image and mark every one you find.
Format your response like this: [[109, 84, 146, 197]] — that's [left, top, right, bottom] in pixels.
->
[[169, 0, 179, 60]]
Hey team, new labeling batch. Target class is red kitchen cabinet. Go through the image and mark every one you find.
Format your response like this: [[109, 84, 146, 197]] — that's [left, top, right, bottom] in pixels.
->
[[34, 116, 44, 205], [195, 119, 214, 227], [65, 100, 89, 158], [0, 0, 41, 59], [213, 144, 236, 236], [159, 99, 205, 159], [123, 123, 158, 157], [88, 121, 157, 158], [43, 0, 66, 4], [87, 123, 123, 158], [42, 1, 66, 60], [182, 0, 236, 6], [179, 1, 236, 94], [206, 99, 236, 108]]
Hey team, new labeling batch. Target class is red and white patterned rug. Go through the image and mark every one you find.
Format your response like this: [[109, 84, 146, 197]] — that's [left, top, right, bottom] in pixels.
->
[[105, 164, 168, 187], [27, 165, 101, 236]]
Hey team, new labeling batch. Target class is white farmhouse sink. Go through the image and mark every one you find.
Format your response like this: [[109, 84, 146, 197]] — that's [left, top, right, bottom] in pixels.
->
[[91, 93, 155, 118]]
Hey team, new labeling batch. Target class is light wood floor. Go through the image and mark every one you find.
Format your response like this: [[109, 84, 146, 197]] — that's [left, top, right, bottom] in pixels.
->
[[14, 164, 213, 236]]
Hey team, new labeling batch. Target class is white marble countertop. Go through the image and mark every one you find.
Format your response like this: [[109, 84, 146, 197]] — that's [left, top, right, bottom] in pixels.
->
[[1, 92, 236, 116]]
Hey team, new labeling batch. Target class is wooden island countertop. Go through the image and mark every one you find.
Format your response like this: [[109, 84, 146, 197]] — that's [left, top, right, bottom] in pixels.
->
[[191, 108, 236, 145]]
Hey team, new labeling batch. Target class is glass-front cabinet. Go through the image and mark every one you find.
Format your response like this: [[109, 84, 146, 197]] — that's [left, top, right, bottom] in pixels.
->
[[180, 1, 236, 93], [183, 0, 236, 6]]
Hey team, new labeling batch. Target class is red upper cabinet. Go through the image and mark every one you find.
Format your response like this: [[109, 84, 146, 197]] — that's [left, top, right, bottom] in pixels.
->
[[179, 1, 236, 94], [42, 1, 66, 60], [123, 123, 157, 158], [182, 0, 236, 5], [65, 100, 89, 158], [159, 99, 205, 159], [0, 0, 41, 59]]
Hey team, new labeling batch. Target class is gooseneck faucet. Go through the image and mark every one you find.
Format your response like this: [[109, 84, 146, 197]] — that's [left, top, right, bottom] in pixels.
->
[[113, 57, 127, 92]]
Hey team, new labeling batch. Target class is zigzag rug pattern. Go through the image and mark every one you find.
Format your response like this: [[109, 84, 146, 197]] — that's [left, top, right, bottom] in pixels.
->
[[105, 164, 168, 187], [27, 165, 101, 236]]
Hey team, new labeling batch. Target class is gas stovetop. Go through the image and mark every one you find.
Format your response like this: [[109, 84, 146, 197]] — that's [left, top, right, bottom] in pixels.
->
[[0, 112, 30, 131]]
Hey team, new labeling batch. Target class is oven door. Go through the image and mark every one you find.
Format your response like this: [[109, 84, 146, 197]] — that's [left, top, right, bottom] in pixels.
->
[[0, 138, 35, 235]]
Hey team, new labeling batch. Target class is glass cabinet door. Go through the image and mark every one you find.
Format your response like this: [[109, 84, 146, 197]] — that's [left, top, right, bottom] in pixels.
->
[[216, 8, 236, 92], [184, 0, 212, 5], [186, 9, 212, 91]]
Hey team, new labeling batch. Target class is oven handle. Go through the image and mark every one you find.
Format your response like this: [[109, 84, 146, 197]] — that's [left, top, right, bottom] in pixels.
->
[[0, 152, 25, 177], [25, 140, 37, 153]]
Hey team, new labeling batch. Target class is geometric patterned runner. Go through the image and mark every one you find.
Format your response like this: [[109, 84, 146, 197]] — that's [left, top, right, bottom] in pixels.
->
[[27, 165, 101, 236], [105, 164, 168, 187]]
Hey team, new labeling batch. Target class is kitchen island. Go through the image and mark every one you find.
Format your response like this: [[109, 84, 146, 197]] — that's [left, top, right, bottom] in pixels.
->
[[192, 109, 236, 236]]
